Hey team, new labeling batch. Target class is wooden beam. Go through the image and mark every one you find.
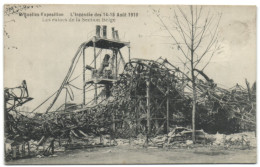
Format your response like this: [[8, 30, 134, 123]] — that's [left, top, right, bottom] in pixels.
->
[[112, 113, 116, 132], [27, 142, 30, 156], [78, 130, 88, 138], [146, 79, 151, 134], [118, 49, 126, 67]]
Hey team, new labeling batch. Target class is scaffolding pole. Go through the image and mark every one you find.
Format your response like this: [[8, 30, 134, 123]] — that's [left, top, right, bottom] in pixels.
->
[[128, 46, 131, 62], [83, 47, 86, 105], [93, 37, 97, 104], [166, 86, 170, 133]]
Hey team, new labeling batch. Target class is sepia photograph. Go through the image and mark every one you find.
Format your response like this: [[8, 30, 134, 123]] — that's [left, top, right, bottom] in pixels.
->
[[3, 4, 256, 164]]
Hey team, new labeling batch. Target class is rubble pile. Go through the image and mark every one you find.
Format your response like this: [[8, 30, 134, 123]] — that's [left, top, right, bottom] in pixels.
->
[[5, 58, 256, 161], [212, 131, 256, 149]]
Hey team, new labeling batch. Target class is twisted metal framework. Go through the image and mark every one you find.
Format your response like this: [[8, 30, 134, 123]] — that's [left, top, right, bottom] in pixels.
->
[[5, 58, 256, 156], [4, 80, 33, 136], [4, 80, 33, 112]]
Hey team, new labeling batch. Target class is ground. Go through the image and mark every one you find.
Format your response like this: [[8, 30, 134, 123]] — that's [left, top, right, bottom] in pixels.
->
[[6, 145, 257, 164]]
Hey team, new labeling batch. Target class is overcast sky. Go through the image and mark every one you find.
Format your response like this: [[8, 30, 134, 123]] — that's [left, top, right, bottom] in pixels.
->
[[4, 5, 256, 112]]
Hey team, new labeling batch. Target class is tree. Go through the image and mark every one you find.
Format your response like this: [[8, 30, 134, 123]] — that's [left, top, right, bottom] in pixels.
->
[[152, 6, 222, 143]]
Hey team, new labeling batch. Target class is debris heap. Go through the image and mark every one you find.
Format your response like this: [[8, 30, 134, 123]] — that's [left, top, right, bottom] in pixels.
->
[[5, 58, 256, 160]]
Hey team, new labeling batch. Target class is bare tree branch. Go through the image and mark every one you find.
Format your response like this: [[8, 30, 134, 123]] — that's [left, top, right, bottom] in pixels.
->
[[174, 10, 191, 50], [152, 8, 191, 61]]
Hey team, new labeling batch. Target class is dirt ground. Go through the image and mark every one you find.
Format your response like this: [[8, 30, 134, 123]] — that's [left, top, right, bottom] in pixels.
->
[[6, 145, 257, 165]]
